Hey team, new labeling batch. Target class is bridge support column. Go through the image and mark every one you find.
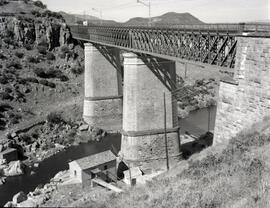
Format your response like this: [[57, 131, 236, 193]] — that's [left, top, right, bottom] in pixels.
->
[[83, 43, 123, 131], [120, 53, 181, 170], [214, 36, 270, 145]]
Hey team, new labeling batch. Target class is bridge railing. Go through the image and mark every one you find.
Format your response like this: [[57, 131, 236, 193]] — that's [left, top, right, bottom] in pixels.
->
[[70, 23, 270, 68]]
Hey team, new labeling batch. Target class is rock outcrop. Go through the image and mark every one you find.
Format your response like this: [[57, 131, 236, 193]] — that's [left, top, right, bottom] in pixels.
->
[[13, 192, 27, 204], [3, 161, 24, 176], [0, 16, 72, 49]]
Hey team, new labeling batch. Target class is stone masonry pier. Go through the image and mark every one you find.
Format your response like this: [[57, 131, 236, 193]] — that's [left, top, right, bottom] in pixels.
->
[[214, 36, 270, 144], [83, 43, 123, 131], [120, 53, 181, 170]]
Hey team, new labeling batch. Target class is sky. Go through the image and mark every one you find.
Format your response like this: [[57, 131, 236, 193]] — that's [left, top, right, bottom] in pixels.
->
[[41, 0, 270, 23]]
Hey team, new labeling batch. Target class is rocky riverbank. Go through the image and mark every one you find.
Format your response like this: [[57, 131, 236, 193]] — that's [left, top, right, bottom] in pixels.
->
[[0, 121, 107, 187], [4, 170, 69, 207]]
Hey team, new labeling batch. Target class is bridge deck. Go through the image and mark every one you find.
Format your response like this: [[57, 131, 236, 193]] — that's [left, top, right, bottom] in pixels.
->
[[70, 23, 270, 69]]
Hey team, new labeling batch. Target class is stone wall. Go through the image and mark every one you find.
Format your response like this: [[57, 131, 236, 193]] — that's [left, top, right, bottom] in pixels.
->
[[214, 36, 270, 145]]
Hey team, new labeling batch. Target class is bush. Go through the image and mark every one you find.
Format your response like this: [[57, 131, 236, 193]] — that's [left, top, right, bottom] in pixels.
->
[[59, 75, 69, 82], [33, 0, 47, 9], [0, 92, 13, 100], [47, 82, 56, 88], [0, 77, 8, 84], [37, 45, 47, 55], [60, 45, 70, 54], [15, 52, 24, 59], [25, 55, 39, 63], [6, 61, 22, 69], [24, 44, 33, 51], [24, 77, 39, 83], [0, 103, 12, 112], [0, 53, 6, 59], [47, 112, 64, 124], [39, 79, 49, 86], [0, 0, 8, 6], [33, 67, 47, 78], [31, 10, 41, 17], [71, 66, 84, 75], [46, 52, 55, 60]]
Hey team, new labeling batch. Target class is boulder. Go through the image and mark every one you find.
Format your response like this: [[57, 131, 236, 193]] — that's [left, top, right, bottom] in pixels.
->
[[11, 132, 17, 139], [13, 191, 27, 204], [79, 124, 89, 131], [4, 201, 15, 207], [0, 144, 4, 152], [0, 158, 6, 165], [3, 161, 24, 176], [17, 199, 37, 208]]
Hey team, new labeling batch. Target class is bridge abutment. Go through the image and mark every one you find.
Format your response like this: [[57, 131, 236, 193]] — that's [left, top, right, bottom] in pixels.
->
[[214, 36, 270, 145], [83, 43, 123, 131], [120, 52, 181, 170]]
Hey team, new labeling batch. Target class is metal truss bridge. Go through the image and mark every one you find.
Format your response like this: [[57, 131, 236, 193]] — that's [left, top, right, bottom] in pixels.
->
[[70, 23, 270, 68]]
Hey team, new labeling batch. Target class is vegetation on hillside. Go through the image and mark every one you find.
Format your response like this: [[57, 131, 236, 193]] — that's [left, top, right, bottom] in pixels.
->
[[81, 118, 270, 208]]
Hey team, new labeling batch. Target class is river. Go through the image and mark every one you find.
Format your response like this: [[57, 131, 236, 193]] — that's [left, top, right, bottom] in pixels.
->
[[0, 106, 217, 206], [179, 106, 217, 137], [0, 134, 121, 206]]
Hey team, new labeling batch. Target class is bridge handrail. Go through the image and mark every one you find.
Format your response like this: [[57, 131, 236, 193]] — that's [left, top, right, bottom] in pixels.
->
[[69, 23, 270, 33]]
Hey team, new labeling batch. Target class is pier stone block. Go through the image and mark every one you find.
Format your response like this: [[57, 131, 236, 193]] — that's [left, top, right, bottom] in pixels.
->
[[83, 43, 123, 131], [120, 52, 181, 170]]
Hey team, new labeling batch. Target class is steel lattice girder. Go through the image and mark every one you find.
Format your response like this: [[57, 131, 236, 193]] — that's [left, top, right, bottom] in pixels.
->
[[70, 24, 270, 69]]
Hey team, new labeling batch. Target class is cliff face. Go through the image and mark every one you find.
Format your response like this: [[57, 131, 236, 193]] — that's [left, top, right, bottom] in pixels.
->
[[0, 16, 72, 50]]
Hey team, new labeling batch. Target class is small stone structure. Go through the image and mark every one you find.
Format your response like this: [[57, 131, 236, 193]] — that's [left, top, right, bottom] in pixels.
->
[[214, 36, 270, 144], [123, 167, 142, 185], [0, 148, 18, 163], [68, 150, 116, 187]]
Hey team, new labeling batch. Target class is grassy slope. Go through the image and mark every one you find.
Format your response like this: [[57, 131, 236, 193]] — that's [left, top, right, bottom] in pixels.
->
[[46, 118, 270, 208]]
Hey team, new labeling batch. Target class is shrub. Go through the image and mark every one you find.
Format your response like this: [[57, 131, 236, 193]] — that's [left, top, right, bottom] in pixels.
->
[[20, 134, 32, 145], [39, 79, 49, 86], [47, 112, 64, 124], [0, 0, 8, 6], [25, 55, 39, 63], [37, 45, 47, 55], [47, 82, 56, 88], [24, 77, 39, 83], [31, 10, 41, 17], [60, 45, 70, 54], [33, 67, 47, 78], [46, 52, 55, 60], [24, 44, 32, 51], [0, 64, 2, 68], [3, 37, 16, 46], [0, 103, 12, 112], [4, 87, 12, 93], [59, 75, 69, 82], [15, 52, 24, 59], [0, 92, 13, 100], [33, 0, 47, 9], [6, 61, 22, 69], [71, 66, 84, 75], [0, 53, 6, 59], [0, 77, 8, 84]]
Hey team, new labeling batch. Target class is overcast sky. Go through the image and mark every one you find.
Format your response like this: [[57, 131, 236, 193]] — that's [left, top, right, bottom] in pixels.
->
[[42, 0, 270, 23]]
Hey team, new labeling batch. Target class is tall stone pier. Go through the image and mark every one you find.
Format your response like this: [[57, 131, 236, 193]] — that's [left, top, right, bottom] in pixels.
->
[[120, 53, 181, 170], [83, 43, 123, 131], [214, 36, 270, 145]]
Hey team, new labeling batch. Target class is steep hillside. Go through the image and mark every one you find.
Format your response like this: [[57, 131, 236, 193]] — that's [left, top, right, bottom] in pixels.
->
[[45, 118, 270, 208], [125, 12, 204, 26], [0, 0, 95, 171]]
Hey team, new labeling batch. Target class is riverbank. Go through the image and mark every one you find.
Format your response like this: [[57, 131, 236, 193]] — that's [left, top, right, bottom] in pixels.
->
[[0, 133, 121, 206]]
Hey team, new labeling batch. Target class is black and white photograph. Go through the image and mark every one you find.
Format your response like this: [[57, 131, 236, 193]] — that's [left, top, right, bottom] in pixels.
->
[[0, 0, 269, 207]]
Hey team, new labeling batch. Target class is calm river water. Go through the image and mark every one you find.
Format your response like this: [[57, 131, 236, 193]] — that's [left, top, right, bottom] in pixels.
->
[[0, 106, 217, 206], [0, 134, 121, 206]]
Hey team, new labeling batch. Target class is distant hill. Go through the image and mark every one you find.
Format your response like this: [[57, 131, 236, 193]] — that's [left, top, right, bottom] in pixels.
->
[[124, 12, 204, 26], [59, 11, 120, 25], [61, 11, 203, 26]]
